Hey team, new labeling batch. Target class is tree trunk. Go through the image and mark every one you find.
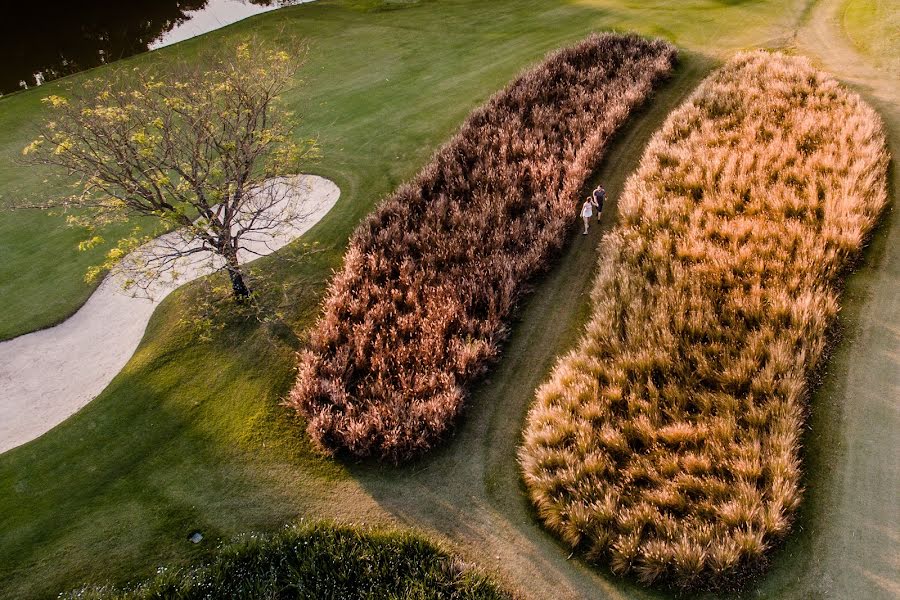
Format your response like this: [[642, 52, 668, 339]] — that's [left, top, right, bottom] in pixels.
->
[[223, 247, 251, 300], [228, 267, 251, 300]]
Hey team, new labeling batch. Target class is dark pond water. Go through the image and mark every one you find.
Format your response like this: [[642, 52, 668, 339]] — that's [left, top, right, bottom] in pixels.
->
[[0, 0, 304, 96]]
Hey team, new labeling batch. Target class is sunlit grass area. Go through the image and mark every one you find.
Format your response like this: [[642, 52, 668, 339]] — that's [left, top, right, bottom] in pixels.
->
[[842, 0, 900, 72]]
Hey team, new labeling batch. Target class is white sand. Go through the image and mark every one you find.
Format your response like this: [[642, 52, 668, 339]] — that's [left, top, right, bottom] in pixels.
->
[[0, 174, 339, 453]]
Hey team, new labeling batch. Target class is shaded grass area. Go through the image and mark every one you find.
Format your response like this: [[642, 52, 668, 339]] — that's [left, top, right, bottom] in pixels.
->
[[11, 0, 898, 599], [65, 523, 510, 600]]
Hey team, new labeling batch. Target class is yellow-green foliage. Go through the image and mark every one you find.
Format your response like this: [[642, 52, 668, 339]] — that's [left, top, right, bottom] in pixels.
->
[[519, 51, 889, 589]]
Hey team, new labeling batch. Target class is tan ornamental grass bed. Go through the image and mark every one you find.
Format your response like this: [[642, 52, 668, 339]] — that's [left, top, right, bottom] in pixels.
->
[[519, 51, 889, 589], [289, 33, 676, 463]]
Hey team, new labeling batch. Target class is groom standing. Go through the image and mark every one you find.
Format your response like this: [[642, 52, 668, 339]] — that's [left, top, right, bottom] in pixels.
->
[[592, 184, 606, 222]]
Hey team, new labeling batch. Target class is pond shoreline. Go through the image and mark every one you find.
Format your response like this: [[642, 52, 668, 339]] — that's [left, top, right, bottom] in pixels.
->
[[0, 0, 316, 96]]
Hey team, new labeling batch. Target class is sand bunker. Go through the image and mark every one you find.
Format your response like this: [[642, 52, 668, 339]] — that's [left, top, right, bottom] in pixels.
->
[[0, 174, 339, 453]]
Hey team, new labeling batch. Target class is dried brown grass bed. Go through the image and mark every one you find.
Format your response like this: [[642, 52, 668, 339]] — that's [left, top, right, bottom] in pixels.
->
[[288, 34, 676, 462], [518, 51, 890, 589]]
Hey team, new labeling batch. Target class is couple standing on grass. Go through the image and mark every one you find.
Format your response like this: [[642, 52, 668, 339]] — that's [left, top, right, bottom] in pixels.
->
[[581, 184, 605, 234]]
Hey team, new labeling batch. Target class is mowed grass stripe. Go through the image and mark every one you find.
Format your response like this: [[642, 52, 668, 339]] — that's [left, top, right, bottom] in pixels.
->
[[519, 51, 889, 590], [289, 34, 676, 462]]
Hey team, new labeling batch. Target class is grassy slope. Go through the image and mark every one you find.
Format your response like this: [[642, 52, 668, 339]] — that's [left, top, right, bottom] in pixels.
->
[[1, 0, 896, 599], [0, 99, 143, 340]]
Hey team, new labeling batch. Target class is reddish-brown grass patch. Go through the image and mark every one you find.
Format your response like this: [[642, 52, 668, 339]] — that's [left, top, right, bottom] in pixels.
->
[[518, 51, 889, 589], [287, 33, 676, 462]]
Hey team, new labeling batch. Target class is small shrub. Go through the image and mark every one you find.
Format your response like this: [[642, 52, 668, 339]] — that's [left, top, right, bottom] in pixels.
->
[[288, 33, 677, 462], [519, 51, 889, 590], [62, 523, 511, 600]]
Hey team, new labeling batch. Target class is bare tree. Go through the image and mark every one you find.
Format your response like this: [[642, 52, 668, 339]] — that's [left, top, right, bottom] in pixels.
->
[[22, 41, 317, 300]]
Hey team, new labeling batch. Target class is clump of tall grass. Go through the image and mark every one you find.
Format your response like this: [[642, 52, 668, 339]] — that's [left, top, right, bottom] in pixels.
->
[[288, 34, 676, 462], [63, 522, 511, 599], [519, 51, 889, 589]]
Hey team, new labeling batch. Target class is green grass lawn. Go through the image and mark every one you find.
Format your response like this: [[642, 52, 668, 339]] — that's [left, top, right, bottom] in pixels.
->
[[842, 0, 900, 72], [2, 0, 897, 599]]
